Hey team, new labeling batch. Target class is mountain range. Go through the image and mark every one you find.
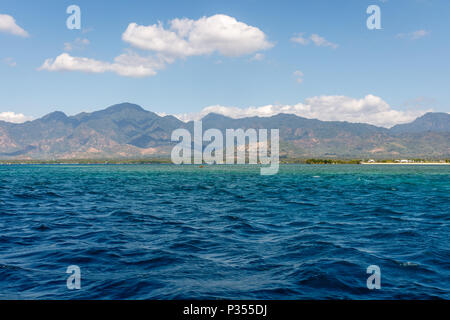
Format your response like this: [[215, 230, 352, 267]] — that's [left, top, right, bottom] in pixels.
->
[[0, 103, 449, 159]]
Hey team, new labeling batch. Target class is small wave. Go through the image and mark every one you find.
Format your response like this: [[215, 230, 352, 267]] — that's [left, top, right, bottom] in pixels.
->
[[33, 224, 51, 231], [0, 264, 24, 271]]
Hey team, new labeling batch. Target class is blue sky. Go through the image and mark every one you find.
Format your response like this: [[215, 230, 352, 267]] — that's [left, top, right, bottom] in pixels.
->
[[0, 0, 449, 127]]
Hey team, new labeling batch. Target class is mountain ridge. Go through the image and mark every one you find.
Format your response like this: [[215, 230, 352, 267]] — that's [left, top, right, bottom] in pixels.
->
[[0, 103, 448, 159], [390, 112, 450, 133]]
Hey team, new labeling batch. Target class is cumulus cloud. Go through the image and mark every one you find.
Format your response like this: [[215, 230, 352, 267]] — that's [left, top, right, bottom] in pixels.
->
[[290, 33, 309, 45], [293, 70, 304, 84], [0, 112, 33, 123], [40, 14, 271, 78], [64, 38, 90, 51], [38, 51, 167, 77], [291, 33, 338, 49], [173, 95, 429, 128], [396, 30, 430, 40], [122, 14, 273, 58], [310, 34, 338, 49], [0, 14, 29, 37]]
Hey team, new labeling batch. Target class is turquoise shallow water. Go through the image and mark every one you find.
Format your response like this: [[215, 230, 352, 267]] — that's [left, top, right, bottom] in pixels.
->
[[0, 164, 449, 299]]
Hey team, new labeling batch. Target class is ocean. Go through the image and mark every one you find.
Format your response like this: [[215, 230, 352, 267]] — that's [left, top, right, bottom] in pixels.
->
[[0, 164, 448, 299]]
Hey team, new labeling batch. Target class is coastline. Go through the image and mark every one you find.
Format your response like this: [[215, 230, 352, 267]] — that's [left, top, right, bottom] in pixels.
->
[[1, 159, 449, 165], [361, 162, 450, 165]]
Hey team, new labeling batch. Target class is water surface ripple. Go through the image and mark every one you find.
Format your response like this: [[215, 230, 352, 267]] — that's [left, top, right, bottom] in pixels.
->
[[0, 164, 449, 299]]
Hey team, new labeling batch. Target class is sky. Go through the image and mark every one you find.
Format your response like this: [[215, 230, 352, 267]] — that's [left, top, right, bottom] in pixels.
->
[[0, 0, 449, 127]]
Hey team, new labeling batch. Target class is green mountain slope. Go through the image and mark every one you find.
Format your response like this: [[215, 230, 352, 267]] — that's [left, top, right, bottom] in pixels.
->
[[0, 103, 448, 159]]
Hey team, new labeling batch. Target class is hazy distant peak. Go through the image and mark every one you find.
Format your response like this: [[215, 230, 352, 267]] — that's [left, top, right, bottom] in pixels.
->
[[419, 112, 450, 119], [40, 111, 68, 122], [0, 104, 448, 159], [104, 103, 146, 113], [390, 112, 450, 133]]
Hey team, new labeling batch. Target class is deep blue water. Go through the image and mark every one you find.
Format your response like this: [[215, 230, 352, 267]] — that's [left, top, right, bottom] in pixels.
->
[[0, 164, 449, 299]]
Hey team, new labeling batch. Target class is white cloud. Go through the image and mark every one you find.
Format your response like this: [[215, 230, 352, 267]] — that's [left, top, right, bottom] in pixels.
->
[[38, 51, 167, 77], [310, 34, 338, 49], [3, 57, 16, 67], [250, 53, 264, 61], [64, 38, 90, 51], [410, 30, 430, 40], [40, 14, 272, 78], [173, 95, 429, 128], [122, 14, 273, 58], [290, 33, 309, 45], [293, 70, 304, 84], [396, 29, 430, 40], [0, 14, 29, 37], [0, 112, 33, 123], [291, 32, 338, 49], [39, 53, 111, 74]]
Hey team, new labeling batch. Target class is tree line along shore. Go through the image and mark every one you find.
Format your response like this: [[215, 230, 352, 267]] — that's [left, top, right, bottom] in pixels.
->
[[0, 158, 449, 165]]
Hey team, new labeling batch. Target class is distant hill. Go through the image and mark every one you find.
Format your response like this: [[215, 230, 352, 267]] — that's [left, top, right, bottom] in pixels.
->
[[0, 103, 185, 158], [390, 112, 450, 133], [0, 103, 449, 159]]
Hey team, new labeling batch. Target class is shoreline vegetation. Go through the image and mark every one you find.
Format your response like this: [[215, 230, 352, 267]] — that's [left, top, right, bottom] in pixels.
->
[[0, 158, 449, 165]]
